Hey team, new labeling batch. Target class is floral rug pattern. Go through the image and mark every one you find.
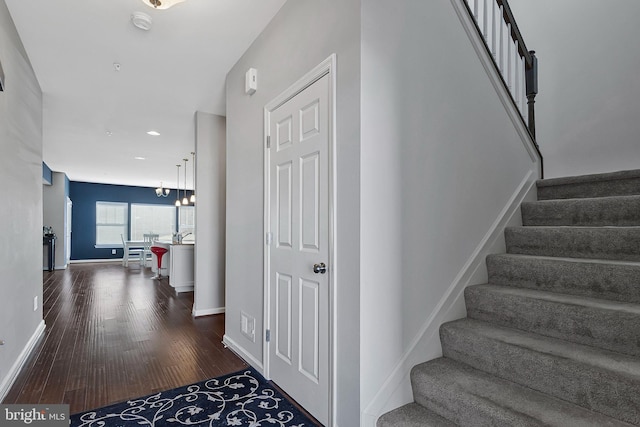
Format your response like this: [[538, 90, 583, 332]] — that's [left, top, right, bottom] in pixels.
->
[[70, 368, 316, 426]]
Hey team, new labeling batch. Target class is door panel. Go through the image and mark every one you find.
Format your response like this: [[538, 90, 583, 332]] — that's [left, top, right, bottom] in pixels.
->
[[268, 73, 330, 425], [277, 161, 293, 248], [300, 152, 320, 252], [299, 277, 320, 382], [275, 272, 292, 364]]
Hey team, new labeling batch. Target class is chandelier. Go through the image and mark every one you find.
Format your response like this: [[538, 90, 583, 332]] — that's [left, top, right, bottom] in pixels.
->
[[155, 182, 170, 197]]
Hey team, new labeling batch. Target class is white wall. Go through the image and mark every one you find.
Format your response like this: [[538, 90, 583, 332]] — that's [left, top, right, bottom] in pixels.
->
[[224, 0, 361, 425], [509, 0, 640, 178], [193, 112, 226, 317], [360, 0, 540, 424], [0, 0, 45, 399], [43, 171, 68, 269]]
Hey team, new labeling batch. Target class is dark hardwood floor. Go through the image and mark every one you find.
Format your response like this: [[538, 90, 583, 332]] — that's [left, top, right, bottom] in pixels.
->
[[2, 262, 248, 414]]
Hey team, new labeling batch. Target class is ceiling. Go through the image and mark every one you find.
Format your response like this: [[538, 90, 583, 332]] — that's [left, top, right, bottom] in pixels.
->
[[5, 0, 287, 189]]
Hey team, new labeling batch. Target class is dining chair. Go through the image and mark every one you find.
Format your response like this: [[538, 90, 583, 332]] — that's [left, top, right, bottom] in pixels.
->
[[121, 234, 143, 267], [142, 233, 159, 267]]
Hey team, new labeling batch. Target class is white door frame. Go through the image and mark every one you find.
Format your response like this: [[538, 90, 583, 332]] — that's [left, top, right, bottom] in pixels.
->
[[263, 54, 337, 425]]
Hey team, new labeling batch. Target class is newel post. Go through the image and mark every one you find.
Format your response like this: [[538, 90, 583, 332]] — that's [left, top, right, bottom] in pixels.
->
[[525, 50, 538, 140]]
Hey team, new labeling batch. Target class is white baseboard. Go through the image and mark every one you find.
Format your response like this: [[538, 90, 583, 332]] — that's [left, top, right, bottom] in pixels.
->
[[174, 286, 194, 294], [0, 320, 46, 401], [69, 259, 121, 264], [361, 172, 537, 426], [222, 334, 264, 376], [192, 307, 225, 317]]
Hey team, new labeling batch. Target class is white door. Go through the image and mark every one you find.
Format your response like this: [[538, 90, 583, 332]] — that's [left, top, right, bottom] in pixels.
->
[[267, 72, 330, 425]]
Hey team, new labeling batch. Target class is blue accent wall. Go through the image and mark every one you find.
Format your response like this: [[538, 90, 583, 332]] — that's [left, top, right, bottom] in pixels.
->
[[69, 181, 180, 260], [42, 162, 52, 185]]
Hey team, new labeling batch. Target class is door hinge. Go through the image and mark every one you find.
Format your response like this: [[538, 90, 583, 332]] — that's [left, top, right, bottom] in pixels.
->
[[266, 232, 273, 246], [266, 135, 271, 149], [265, 329, 271, 342]]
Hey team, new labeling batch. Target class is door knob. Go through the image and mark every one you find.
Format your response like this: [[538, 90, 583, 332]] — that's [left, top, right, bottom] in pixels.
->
[[313, 262, 327, 274]]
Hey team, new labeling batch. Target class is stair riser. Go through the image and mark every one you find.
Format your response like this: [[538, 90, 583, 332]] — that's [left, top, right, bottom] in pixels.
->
[[505, 227, 640, 261], [411, 359, 629, 427], [465, 286, 640, 356], [411, 373, 543, 427], [522, 197, 640, 226], [376, 403, 457, 427], [486, 255, 640, 304], [537, 177, 640, 200], [440, 323, 640, 424]]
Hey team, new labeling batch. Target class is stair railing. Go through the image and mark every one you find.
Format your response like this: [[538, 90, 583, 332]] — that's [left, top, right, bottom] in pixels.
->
[[463, 0, 539, 144]]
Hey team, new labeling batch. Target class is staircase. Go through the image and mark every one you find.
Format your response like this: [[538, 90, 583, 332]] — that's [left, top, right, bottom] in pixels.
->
[[378, 170, 640, 426]]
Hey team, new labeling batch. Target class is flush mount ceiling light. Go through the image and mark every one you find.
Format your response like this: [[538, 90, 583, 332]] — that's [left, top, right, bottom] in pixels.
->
[[131, 11, 152, 31], [140, 0, 186, 10], [146, 130, 160, 136]]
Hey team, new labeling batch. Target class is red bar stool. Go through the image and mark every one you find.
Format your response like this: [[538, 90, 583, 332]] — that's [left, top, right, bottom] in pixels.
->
[[150, 246, 168, 280]]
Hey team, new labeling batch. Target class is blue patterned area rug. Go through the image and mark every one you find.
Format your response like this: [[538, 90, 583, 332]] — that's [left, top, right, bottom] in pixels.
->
[[70, 368, 319, 426]]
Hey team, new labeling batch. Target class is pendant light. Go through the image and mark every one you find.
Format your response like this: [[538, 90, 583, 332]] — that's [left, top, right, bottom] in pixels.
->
[[182, 158, 189, 205], [190, 151, 196, 203], [175, 164, 181, 207]]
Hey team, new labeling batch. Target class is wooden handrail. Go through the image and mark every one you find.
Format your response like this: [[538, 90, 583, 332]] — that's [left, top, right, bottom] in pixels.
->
[[462, 0, 541, 175], [496, 0, 532, 67]]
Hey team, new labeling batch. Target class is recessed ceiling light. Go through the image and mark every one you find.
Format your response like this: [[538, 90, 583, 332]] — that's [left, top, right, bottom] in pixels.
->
[[134, 156, 146, 160], [147, 130, 160, 136], [131, 12, 153, 31]]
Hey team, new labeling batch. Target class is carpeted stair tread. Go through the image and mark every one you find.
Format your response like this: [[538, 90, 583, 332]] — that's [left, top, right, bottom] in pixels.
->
[[440, 318, 640, 424], [521, 195, 640, 226], [486, 253, 640, 303], [377, 403, 457, 427], [537, 169, 640, 200], [465, 284, 640, 356], [411, 358, 632, 427], [505, 226, 640, 261]]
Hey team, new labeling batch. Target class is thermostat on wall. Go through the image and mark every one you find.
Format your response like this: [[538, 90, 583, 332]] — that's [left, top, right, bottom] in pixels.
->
[[245, 68, 257, 95]]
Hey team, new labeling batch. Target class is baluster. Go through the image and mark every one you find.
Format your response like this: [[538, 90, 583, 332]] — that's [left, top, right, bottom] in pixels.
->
[[498, 7, 506, 74], [482, 0, 488, 37], [526, 51, 538, 139], [521, 59, 527, 114], [506, 23, 512, 89], [513, 39, 520, 106], [470, 0, 479, 23], [476, 0, 486, 38], [491, 0, 500, 58], [485, 0, 494, 57]]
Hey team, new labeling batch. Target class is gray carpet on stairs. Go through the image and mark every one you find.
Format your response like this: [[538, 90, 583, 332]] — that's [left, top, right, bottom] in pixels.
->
[[522, 195, 640, 226], [486, 254, 640, 303], [377, 169, 640, 427]]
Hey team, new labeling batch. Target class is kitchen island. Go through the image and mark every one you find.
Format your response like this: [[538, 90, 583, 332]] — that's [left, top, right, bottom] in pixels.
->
[[150, 241, 194, 293], [169, 243, 194, 293]]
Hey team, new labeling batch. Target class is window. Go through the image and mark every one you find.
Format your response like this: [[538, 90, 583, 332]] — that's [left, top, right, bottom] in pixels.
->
[[178, 206, 195, 241], [96, 202, 128, 246], [130, 204, 176, 241]]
